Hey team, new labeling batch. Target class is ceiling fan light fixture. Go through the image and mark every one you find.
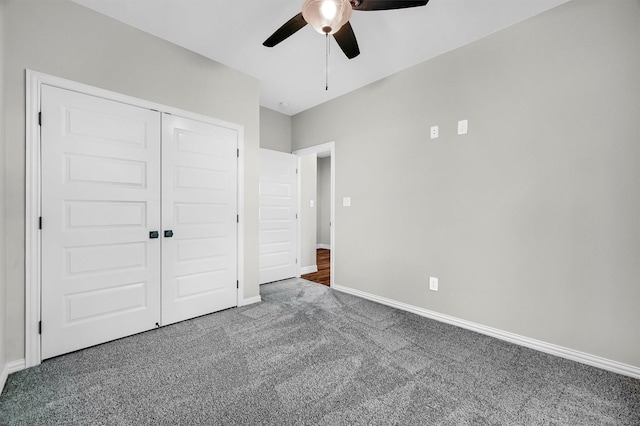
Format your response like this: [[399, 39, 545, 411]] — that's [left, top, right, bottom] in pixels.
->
[[302, 0, 352, 35]]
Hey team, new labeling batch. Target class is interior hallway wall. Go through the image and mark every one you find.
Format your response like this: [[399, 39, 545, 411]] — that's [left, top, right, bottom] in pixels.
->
[[3, 0, 260, 364], [260, 106, 292, 153], [291, 0, 640, 368], [299, 154, 317, 270], [317, 157, 331, 247]]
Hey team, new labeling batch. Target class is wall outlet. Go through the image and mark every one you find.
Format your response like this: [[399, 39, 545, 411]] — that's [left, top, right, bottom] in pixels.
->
[[430, 125, 439, 139], [429, 276, 439, 292]]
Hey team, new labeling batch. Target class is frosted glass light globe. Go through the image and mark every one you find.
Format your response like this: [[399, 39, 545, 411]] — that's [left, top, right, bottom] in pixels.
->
[[302, 0, 352, 35]]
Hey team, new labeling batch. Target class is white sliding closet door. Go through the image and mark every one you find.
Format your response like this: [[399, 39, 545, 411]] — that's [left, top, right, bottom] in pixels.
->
[[259, 149, 298, 284], [161, 114, 238, 325], [41, 85, 162, 359]]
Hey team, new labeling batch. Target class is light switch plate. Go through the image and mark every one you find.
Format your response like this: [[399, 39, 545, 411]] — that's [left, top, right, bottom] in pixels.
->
[[343, 197, 351, 207], [458, 120, 468, 135], [310, 199, 314, 208], [430, 125, 439, 139]]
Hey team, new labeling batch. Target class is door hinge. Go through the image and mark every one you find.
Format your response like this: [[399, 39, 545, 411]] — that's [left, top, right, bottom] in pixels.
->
[[295, 214, 298, 219], [295, 258, 298, 264], [38, 112, 42, 126], [237, 149, 240, 158], [39, 217, 42, 230], [236, 280, 239, 289], [237, 214, 239, 223], [38, 321, 42, 334]]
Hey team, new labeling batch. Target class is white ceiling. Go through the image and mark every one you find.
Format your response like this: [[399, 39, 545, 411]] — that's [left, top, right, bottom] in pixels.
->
[[72, 0, 568, 116]]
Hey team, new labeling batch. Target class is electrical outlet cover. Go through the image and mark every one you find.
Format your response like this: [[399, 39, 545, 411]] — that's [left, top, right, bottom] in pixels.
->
[[429, 277, 438, 291]]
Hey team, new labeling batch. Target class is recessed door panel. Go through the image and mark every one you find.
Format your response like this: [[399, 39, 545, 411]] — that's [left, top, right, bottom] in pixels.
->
[[65, 201, 146, 228], [175, 167, 227, 190], [64, 106, 149, 147], [175, 203, 228, 225], [177, 237, 226, 261], [176, 270, 228, 299], [65, 242, 147, 275], [66, 155, 147, 187], [66, 282, 148, 322]]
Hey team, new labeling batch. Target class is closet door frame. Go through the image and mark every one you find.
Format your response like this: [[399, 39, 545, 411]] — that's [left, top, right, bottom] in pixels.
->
[[25, 70, 246, 368]]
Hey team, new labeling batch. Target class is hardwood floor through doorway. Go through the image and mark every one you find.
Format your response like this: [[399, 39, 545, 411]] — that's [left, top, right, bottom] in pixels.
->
[[302, 249, 330, 286]]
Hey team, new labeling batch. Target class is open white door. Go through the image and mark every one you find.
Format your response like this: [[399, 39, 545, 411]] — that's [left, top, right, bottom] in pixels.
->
[[41, 85, 162, 359], [161, 114, 238, 325], [259, 149, 298, 284]]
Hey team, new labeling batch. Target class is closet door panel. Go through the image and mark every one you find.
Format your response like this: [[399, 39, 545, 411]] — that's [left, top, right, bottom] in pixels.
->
[[40, 85, 162, 359], [161, 114, 238, 325]]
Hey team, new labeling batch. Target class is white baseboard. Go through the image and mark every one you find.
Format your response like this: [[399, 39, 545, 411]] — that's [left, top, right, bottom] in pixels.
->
[[300, 265, 318, 275], [316, 244, 331, 250], [1, 359, 26, 394], [0, 363, 7, 394], [240, 295, 262, 306], [332, 284, 640, 380]]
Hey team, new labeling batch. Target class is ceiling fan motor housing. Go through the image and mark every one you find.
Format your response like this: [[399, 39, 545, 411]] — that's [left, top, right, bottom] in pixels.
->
[[302, 0, 353, 35]]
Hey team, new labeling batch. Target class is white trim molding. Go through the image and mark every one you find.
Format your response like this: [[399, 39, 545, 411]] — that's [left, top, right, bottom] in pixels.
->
[[1, 359, 26, 393], [300, 265, 318, 275], [333, 284, 640, 380], [25, 70, 246, 367], [236, 118, 246, 313]]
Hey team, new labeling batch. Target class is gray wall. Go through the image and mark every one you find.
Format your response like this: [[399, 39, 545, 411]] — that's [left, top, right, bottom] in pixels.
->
[[299, 154, 317, 269], [317, 157, 331, 247], [260, 107, 292, 153], [3, 0, 260, 364], [292, 0, 640, 368], [0, 0, 7, 375]]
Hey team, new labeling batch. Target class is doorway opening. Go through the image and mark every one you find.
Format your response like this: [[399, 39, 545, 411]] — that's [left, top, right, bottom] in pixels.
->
[[293, 142, 335, 287], [302, 248, 330, 286]]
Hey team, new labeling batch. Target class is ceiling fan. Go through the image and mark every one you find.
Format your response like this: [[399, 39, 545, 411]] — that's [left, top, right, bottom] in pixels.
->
[[263, 0, 430, 60]]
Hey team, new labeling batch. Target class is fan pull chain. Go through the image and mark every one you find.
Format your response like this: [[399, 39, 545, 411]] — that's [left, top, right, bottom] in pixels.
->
[[325, 33, 329, 91]]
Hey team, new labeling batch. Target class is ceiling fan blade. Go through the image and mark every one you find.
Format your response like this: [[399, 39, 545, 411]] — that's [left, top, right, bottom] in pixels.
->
[[351, 0, 429, 11], [263, 13, 308, 47], [333, 21, 360, 59]]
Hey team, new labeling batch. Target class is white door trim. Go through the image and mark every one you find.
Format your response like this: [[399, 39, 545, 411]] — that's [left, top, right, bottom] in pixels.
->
[[292, 142, 335, 287], [25, 70, 245, 367]]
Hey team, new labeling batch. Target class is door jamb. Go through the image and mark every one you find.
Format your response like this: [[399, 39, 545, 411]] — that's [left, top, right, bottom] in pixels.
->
[[25, 70, 245, 367], [292, 142, 335, 287]]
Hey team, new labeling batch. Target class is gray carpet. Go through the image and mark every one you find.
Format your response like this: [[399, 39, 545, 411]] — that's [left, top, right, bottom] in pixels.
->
[[1, 278, 639, 425]]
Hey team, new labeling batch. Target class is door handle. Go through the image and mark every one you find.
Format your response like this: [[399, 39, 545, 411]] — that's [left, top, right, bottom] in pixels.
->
[[164, 230, 174, 238], [149, 231, 159, 239]]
